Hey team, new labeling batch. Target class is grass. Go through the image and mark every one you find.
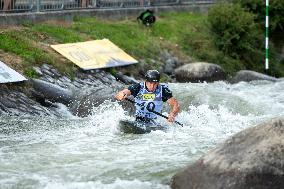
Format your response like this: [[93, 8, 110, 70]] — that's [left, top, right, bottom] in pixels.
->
[[0, 11, 283, 79], [29, 24, 85, 43], [0, 31, 55, 75]]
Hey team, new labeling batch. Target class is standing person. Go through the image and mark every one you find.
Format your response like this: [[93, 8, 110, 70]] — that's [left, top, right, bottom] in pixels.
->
[[80, 0, 90, 8], [115, 70, 180, 124], [3, 0, 12, 10]]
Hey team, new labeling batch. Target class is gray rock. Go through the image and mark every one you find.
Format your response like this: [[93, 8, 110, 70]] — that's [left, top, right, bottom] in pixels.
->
[[0, 64, 127, 117], [231, 70, 279, 83], [33, 66, 43, 76], [1, 98, 17, 108], [175, 62, 226, 83], [70, 80, 133, 117], [30, 79, 74, 105], [73, 81, 83, 88], [171, 117, 284, 189], [42, 76, 55, 84], [115, 72, 139, 85], [0, 86, 55, 117], [60, 76, 72, 83], [160, 50, 183, 75], [106, 74, 116, 81], [160, 50, 172, 61], [70, 87, 116, 117], [41, 68, 54, 77], [41, 64, 51, 70], [50, 68, 61, 78], [164, 58, 178, 75], [101, 77, 111, 84]]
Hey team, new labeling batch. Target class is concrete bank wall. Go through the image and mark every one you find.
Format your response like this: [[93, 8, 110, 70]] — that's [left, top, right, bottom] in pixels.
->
[[0, 4, 212, 25]]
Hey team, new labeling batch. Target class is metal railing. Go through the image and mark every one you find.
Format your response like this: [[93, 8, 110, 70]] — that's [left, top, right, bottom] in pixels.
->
[[0, 0, 214, 13]]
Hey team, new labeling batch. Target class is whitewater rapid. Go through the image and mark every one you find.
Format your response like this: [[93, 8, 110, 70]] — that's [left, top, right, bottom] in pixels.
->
[[0, 80, 283, 189]]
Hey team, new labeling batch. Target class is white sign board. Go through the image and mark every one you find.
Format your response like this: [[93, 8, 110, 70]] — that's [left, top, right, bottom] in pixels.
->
[[0, 61, 27, 83]]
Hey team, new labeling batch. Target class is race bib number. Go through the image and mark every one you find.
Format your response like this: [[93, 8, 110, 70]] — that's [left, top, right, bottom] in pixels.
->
[[142, 94, 155, 100], [140, 102, 155, 112]]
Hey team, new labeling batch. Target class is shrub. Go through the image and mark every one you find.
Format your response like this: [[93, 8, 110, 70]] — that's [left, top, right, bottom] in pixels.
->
[[24, 67, 38, 78], [234, 0, 284, 32], [208, 4, 263, 69]]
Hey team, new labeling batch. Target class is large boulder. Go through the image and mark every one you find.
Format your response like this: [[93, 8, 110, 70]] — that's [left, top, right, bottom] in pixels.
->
[[70, 87, 135, 117], [70, 87, 115, 117], [175, 62, 226, 83], [30, 78, 74, 106], [171, 117, 284, 189], [231, 70, 279, 83]]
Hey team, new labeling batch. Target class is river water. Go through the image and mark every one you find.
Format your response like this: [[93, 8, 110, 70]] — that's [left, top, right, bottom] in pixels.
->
[[1, 80, 284, 189]]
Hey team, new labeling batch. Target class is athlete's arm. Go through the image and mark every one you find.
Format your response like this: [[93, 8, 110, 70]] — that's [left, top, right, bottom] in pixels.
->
[[166, 97, 180, 123], [115, 83, 141, 101], [115, 89, 131, 101]]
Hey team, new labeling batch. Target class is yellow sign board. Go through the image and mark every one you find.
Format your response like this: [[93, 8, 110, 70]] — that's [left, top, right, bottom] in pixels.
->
[[51, 39, 138, 70]]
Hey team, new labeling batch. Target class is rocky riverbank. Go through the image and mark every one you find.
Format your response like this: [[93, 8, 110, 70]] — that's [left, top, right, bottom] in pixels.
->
[[1, 62, 284, 189], [1, 61, 283, 118], [0, 64, 127, 117]]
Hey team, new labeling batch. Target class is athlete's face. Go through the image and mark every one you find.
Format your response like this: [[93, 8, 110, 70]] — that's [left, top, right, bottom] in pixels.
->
[[145, 81, 159, 92]]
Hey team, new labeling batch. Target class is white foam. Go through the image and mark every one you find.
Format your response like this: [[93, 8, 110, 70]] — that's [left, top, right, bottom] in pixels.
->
[[44, 179, 169, 189], [1, 80, 284, 188]]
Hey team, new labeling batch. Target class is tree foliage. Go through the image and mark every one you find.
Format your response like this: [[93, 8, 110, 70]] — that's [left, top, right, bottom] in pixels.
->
[[208, 3, 263, 69], [234, 0, 284, 31]]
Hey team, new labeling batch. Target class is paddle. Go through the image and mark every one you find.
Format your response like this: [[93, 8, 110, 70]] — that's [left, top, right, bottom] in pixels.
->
[[125, 98, 183, 127]]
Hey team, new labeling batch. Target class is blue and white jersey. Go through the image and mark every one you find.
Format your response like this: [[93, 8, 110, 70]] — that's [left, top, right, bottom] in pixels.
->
[[135, 82, 164, 119]]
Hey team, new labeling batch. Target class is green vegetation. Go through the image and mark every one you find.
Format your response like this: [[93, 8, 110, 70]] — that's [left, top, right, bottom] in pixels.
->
[[209, 2, 284, 77], [30, 24, 85, 43], [0, 10, 283, 79], [208, 4, 262, 70], [0, 31, 54, 64], [234, 0, 284, 32], [24, 67, 39, 78]]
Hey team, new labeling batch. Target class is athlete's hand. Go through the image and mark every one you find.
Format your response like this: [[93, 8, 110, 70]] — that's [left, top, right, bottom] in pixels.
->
[[167, 112, 176, 123], [115, 91, 127, 101]]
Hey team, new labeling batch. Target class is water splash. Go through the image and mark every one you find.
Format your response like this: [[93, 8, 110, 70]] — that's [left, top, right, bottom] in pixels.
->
[[1, 80, 284, 189], [44, 179, 169, 189]]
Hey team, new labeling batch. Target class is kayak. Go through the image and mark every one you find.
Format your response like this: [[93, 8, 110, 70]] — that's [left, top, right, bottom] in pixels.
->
[[118, 119, 166, 134]]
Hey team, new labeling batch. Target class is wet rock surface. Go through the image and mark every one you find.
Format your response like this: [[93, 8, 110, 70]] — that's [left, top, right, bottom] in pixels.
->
[[0, 64, 128, 117], [230, 70, 279, 83], [30, 78, 74, 105], [1, 63, 282, 117], [171, 117, 284, 189], [175, 62, 226, 83], [0, 84, 56, 116], [115, 72, 139, 85], [160, 50, 181, 76]]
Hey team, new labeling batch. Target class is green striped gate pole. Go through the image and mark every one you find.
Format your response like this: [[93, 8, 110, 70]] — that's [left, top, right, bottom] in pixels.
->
[[265, 0, 269, 70]]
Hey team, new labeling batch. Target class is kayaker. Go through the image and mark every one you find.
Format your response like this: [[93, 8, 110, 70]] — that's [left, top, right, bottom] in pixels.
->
[[115, 70, 180, 123]]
